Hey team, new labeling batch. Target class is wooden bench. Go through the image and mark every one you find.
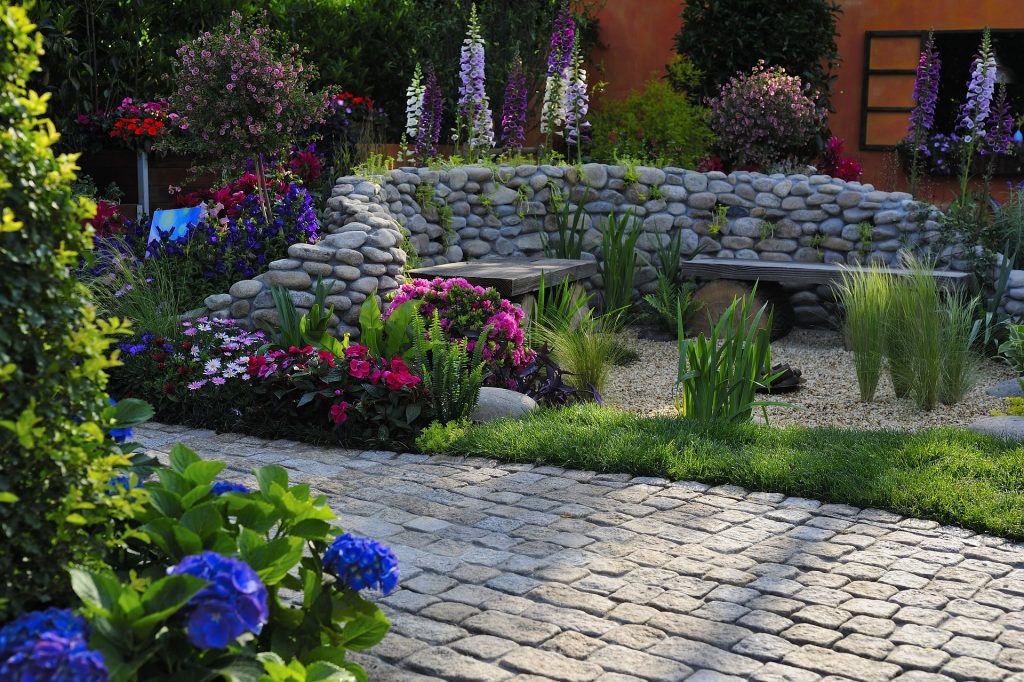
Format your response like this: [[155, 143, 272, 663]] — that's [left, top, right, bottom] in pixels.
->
[[408, 257, 597, 300], [677, 258, 976, 339]]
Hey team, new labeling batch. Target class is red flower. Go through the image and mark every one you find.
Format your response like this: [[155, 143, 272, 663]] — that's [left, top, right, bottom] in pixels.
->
[[329, 401, 350, 424], [348, 359, 371, 379], [317, 350, 336, 367], [152, 350, 167, 363], [247, 355, 268, 377]]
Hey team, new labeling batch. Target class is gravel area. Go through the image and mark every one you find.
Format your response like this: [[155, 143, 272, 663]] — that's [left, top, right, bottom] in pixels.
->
[[604, 328, 1018, 431]]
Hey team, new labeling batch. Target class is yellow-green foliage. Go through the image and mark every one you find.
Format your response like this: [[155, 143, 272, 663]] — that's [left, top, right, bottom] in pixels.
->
[[590, 77, 713, 169], [994, 396, 1024, 417], [0, 5, 133, 617]]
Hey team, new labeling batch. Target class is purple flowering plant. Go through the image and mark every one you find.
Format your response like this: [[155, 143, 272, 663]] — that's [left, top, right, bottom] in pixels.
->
[[63, 443, 393, 679], [416, 65, 444, 160], [500, 55, 528, 150], [906, 32, 941, 194], [455, 4, 494, 153], [707, 61, 826, 169]]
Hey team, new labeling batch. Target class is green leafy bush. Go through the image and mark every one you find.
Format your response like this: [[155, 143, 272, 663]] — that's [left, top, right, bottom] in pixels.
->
[[589, 77, 713, 168], [65, 444, 392, 680], [0, 5, 138, 618], [674, 0, 842, 111]]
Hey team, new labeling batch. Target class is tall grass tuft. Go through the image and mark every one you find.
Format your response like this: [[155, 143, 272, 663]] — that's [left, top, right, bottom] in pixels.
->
[[836, 266, 893, 402], [939, 291, 981, 405], [597, 209, 642, 325], [529, 272, 593, 341], [890, 257, 943, 410], [85, 241, 201, 338], [675, 289, 787, 423], [541, 185, 588, 259], [539, 323, 620, 395]]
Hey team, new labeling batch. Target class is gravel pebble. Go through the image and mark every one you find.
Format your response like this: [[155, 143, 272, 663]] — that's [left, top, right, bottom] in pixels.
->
[[604, 329, 1016, 431]]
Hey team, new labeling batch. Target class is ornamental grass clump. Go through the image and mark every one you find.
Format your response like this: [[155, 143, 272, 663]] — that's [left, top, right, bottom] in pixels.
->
[[675, 290, 786, 423], [707, 61, 825, 169], [837, 266, 894, 402]]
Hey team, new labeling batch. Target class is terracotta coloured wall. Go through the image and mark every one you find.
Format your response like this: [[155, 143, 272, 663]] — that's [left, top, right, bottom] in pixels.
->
[[592, 0, 1024, 199]]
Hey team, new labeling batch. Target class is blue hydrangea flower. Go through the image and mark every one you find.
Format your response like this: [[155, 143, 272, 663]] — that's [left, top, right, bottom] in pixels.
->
[[106, 399, 133, 444], [323, 533, 400, 595], [168, 552, 268, 650], [0, 608, 108, 682], [210, 481, 250, 496]]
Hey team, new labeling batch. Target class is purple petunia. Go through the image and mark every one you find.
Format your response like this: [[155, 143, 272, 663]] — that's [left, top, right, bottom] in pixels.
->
[[168, 552, 268, 649], [323, 533, 400, 595]]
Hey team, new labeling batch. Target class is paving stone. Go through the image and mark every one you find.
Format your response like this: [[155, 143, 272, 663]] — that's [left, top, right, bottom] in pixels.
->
[[648, 637, 762, 675], [943, 636, 1003, 661], [781, 623, 843, 646], [738, 610, 795, 634], [839, 615, 897, 638], [834, 633, 894, 660], [404, 646, 512, 681], [750, 662, 822, 681], [451, 635, 520, 660], [783, 645, 902, 682], [541, 631, 605, 659], [501, 648, 604, 681], [733, 633, 800, 661], [941, 656, 1011, 681], [887, 644, 952, 671], [601, 624, 667, 650], [588, 644, 695, 681], [463, 611, 560, 645]]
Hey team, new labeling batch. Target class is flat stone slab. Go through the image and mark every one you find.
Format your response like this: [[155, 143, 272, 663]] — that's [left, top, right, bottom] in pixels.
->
[[968, 416, 1024, 440], [986, 378, 1024, 398], [137, 423, 1024, 682], [408, 258, 597, 299]]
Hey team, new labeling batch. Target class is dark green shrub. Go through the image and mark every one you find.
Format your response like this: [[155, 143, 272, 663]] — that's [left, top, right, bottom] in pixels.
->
[[674, 0, 842, 110], [589, 76, 713, 168], [0, 5, 137, 617]]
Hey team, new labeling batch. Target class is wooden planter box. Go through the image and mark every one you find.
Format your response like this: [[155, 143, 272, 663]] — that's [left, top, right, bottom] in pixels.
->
[[78, 150, 215, 213]]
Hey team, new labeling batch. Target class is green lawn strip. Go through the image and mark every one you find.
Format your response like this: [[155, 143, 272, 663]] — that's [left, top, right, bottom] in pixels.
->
[[434, 404, 1024, 539]]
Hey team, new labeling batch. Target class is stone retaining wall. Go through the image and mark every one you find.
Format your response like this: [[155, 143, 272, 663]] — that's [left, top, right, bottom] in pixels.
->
[[205, 164, 1024, 335]]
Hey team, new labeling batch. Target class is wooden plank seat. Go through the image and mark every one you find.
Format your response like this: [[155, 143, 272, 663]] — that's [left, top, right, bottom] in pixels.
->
[[677, 258, 976, 339], [408, 257, 597, 300]]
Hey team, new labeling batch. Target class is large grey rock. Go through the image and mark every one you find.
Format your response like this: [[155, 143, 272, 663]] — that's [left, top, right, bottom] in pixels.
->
[[229, 279, 263, 299], [986, 379, 1024, 398], [968, 416, 1024, 440], [204, 293, 232, 311], [471, 388, 538, 422]]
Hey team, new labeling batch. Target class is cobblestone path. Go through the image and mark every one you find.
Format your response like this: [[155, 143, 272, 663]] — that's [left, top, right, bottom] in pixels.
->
[[137, 424, 1024, 682]]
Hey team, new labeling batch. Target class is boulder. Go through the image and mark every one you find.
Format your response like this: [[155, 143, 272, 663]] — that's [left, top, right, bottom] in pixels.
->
[[986, 379, 1024, 398], [471, 388, 538, 422], [968, 416, 1024, 441]]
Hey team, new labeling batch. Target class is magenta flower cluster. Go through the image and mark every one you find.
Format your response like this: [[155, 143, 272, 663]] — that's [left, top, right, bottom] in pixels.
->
[[707, 61, 825, 168], [385, 277, 535, 370], [416, 65, 443, 159], [500, 56, 527, 150], [165, 11, 326, 168]]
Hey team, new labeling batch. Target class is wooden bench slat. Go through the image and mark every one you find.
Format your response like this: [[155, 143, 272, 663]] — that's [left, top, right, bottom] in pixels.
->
[[409, 258, 597, 298], [678, 258, 974, 290]]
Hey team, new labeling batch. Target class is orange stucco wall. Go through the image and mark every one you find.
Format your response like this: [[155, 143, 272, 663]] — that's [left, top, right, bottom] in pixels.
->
[[593, 0, 1024, 200]]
